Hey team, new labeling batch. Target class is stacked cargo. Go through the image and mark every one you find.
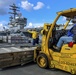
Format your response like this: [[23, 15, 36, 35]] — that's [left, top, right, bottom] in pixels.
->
[[0, 47, 36, 68], [8, 36, 30, 44]]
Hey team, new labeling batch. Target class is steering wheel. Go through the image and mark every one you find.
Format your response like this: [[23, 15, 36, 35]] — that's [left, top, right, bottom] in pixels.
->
[[55, 29, 66, 41]]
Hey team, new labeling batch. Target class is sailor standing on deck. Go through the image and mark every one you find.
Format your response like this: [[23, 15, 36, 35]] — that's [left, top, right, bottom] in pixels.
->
[[28, 29, 39, 45]]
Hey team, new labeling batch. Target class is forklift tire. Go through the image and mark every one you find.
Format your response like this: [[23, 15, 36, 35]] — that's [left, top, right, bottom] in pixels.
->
[[37, 54, 48, 68]]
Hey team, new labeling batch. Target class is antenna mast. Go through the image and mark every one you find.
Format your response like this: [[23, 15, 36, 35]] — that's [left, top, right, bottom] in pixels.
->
[[9, 3, 20, 19]]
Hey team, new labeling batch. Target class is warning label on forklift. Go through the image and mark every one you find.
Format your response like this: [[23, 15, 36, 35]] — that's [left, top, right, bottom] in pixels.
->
[[60, 61, 76, 66], [61, 53, 73, 58]]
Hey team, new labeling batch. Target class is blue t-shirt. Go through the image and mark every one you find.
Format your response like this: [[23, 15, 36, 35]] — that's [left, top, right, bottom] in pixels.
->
[[67, 24, 76, 37]]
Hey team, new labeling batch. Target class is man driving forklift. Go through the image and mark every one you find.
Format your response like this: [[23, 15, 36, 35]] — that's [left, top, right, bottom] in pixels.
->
[[53, 17, 76, 51]]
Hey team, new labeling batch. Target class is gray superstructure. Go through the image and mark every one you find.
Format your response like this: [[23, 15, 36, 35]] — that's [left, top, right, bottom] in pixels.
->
[[0, 4, 30, 44]]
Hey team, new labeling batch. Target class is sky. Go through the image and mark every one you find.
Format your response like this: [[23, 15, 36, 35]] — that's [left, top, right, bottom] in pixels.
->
[[0, 0, 76, 30]]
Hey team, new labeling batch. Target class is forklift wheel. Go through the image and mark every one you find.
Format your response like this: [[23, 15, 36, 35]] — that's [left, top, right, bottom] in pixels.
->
[[37, 54, 48, 68]]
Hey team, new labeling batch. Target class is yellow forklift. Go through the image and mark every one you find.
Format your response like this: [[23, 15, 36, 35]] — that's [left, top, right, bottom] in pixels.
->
[[34, 8, 76, 74]]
